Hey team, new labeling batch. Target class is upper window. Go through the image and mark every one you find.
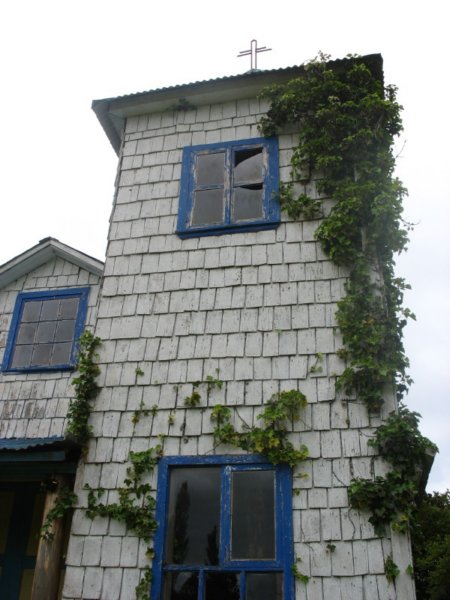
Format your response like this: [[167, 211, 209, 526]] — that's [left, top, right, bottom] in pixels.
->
[[177, 137, 279, 238], [1, 288, 89, 372], [151, 455, 294, 600]]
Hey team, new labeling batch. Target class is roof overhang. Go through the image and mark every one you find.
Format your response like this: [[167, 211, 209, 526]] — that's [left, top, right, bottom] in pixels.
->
[[92, 54, 383, 155], [0, 237, 104, 290], [0, 436, 80, 479]]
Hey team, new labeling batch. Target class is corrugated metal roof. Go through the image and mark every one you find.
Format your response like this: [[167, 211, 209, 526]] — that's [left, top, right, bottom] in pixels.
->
[[92, 55, 383, 155], [0, 436, 65, 451], [94, 65, 302, 105]]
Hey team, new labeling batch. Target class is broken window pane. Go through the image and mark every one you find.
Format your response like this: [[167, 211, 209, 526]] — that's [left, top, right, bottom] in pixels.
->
[[234, 148, 263, 183]]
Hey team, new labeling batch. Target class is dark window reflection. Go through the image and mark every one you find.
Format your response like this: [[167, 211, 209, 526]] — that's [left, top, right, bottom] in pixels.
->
[[231, 470, 275, 559], [165, 467, 221, 565], [196, 153, 225, 186], [246, 573, 282, 600], [164, 572, 198, 600], [191, 190, 224, 226], [205, 573, 239, 600]]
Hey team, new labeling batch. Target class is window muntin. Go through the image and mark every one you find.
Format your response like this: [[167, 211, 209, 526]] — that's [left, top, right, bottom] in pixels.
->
[[152, 456, 293, 600], [177, 138, 279, 237], [1, 288, 89, 372]]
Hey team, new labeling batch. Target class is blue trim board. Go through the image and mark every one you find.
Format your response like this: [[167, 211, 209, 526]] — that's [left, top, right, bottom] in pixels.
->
[[1, 287, 90, 372], [177, 137, 280, 238], [151, 455, 294, 600]]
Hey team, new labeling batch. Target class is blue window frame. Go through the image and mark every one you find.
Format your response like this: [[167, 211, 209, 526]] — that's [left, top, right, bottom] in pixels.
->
[[177, 137, 279, 238], [152, 455, 294, 600], [1, 288, 89, 372]]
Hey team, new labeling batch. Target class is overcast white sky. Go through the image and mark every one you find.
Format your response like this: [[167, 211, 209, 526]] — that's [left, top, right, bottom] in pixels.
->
[[1, 0, 448, 491]]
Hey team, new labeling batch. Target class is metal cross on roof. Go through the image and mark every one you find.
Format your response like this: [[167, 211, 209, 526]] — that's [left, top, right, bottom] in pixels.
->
[[238, 39, 272, 71]]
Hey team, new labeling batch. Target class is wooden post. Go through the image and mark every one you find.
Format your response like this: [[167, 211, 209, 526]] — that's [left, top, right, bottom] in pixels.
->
[[31, 476, 67, 600]]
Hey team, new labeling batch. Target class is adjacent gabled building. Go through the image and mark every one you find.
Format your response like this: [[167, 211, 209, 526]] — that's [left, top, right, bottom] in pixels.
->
[[0, 237, 103, 600]]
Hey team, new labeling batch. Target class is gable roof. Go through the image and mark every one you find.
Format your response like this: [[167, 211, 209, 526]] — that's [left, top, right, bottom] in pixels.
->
[[92, 54, 383, 155], [0, 237, 104, 290]]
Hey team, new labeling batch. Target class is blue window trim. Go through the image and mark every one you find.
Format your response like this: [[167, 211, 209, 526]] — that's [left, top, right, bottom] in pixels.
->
[[177, 137, 280, 238], [1, 287, 90, 373], [151, 454, 294, 600]]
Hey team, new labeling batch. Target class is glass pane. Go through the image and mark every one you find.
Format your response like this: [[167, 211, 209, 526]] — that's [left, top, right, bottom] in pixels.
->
[[234, 148, 263, 183], [26, 491, 45, 556], [196, 152, 225, 186], [35, 321, 57, 343], [55, 320, 76, 342], [11, 345, 33, 368], [246, 573, 282, 600], [233, 187, 263, 222], [51, 342, 72, 365], [0, 491, 14, 553], [165, 467, 221, 565], [164, 572, 198, 600], [18, 569, 35, 600], [22, 301, 42, 322], [16, 323, 37, 344], [205, 573, 239, 600], [40, 299, 60, 320], [60, 297, 79, 319], [231, 470, 275, 559], [31, 344, 52, 366], [191, 190, 224, 227]]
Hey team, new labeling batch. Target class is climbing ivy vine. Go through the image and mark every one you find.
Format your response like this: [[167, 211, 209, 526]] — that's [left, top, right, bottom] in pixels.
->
[[259, 53, 412, 410], [211, 389, 308, 467], [259, 53, 436, 550], [66, 330, 102, 449], [349, 405, 437, 535], [85, 445, 162, 600]]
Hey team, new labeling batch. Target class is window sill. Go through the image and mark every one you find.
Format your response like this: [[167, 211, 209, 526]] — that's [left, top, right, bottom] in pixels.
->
[[177, 218, 280, 239]]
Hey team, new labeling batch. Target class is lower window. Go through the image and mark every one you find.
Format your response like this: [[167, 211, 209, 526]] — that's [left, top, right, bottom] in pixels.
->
[[152, 456, 294, 600]]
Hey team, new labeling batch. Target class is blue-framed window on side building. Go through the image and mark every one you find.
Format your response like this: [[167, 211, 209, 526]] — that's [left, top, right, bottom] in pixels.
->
[[152, 455, 294, 600], [177, 137, 279, 238], [1, 287, 89, 372]]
